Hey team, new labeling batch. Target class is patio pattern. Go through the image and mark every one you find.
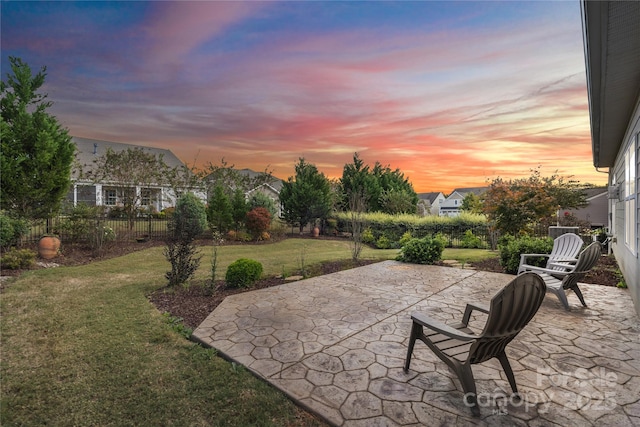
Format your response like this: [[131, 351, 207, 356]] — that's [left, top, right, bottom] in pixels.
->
[[193, 261, 640, 426]]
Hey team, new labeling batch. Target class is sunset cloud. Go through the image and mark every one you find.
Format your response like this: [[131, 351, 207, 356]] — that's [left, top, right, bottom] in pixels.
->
[[0, 1, 604, 193]]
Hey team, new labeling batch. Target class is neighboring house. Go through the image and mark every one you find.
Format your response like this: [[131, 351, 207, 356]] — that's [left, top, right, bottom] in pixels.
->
[[416, 192, 445, 216], [582, 0, 640, 315], [439, 187, 487, 217], [68, 137, 204, 212], [561, 187, 608, 228], [240, 169, 284, 217]]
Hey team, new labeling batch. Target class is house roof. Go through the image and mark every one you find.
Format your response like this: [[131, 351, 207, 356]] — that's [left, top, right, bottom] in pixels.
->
[[582, 187, 607, 200], [417, 192, 443, 204], [237, 168, 284, 192], [582, 1, 640, 168], [449, 187, 488, 197], [72, 137, 185, 177]]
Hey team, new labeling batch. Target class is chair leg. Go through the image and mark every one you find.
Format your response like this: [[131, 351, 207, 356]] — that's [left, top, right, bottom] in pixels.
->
[[497, 352, 519, 398], [404, 322, 421, 373], [551, 289, 570, 310], [456, 364, 480, 417], [571, 285, 588, 307]]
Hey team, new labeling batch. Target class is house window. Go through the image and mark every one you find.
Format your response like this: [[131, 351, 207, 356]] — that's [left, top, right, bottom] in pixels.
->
[[141, 189, 152, 206], [105, 189, 117, 206], [623, 134, 637, 255]]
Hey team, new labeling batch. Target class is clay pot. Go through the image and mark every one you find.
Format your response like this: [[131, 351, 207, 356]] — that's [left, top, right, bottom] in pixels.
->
[[312, 226, 320, 237], [38, 236, 61, 259]]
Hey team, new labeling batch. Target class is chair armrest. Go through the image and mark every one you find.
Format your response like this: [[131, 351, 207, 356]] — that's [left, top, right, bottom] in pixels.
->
[[520, 254, 551, 260], [462, 303, 489, 325], [411, 312, 476, 341], [520, 264, 573, 276]]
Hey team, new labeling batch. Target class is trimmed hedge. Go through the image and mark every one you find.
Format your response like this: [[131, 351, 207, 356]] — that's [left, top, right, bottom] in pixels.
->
[[333, 212, 488, 248]]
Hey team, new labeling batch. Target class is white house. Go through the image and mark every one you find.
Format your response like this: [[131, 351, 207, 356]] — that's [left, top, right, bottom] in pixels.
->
[[439, 187, 487, 217], [582, 0, 640, 315], [68, 137, 205, 212]]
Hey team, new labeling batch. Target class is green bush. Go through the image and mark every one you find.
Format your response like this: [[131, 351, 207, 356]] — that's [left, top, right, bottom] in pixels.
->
[[225, 258, 263, 288], [0, 248, 36, 270], [461, 229, 485, 249], [397, 236, 445, 265], [498, 235, 554, 274], [399, 231, 413, 247], [376, 235, 391, 249], [0, 211, 29, 249], [361, 228, 375, 244]]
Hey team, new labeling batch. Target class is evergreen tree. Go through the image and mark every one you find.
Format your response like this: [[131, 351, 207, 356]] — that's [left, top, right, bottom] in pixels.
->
[[207, 184, 233, 233], [1, 57, 75, 219], [279, 158, 331, 233]]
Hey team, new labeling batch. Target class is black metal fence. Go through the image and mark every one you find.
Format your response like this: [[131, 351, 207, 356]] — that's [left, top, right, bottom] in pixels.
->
[[22, 216, 173, 244]]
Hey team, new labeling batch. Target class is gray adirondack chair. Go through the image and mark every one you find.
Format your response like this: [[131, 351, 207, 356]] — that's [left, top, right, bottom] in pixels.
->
[[518, 233, 584, 276], [404, 272, 546, 417], [537, 241, 601, 310]]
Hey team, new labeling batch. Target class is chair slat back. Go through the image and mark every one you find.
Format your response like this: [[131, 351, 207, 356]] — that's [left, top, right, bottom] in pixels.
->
[[562, 242, 602, 289], [547, 233, 584, 271], [469, 273, 546, 364]]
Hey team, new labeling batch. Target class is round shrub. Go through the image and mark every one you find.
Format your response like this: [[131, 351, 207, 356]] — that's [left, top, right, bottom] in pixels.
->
[[225, 258, 263, 288], [397, 236, 445, 264]]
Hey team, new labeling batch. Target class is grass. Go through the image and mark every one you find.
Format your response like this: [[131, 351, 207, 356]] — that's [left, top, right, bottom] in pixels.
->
[[0, 238, 496, 425], [441, 248, 497, 263]]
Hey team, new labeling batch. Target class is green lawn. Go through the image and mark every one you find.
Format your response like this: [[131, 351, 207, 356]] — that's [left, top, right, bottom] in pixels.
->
[[0, 239, 496, 425]]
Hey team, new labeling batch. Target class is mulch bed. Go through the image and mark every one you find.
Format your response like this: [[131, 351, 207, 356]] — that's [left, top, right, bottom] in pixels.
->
[[470, 255, 621, 287]]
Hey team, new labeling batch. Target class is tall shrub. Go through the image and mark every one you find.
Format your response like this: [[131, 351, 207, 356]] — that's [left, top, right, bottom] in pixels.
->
[[245, 207, 271, 240], [165, 193, 207, 287]]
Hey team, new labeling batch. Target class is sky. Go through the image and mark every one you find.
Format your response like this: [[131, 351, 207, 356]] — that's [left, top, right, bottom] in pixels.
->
[[1, 0, 607, 193]]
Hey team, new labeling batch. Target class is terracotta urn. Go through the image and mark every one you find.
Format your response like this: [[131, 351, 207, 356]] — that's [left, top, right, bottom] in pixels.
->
[[312, 226, 320, 237], [38, 236, 61, 259]]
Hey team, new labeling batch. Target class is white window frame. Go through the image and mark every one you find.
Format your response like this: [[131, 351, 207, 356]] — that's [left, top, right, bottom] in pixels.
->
[[104, 189, 117, 206], [623, 134, 637, 255]]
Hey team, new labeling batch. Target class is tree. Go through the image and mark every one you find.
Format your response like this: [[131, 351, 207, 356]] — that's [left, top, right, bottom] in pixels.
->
[[80, 147, 170, 230], [231, 188, 249, 231], [460, 193, 483, 215], [0, 57, 75, 219], [203, 158, 275, 199], [248, 191, 277, 218], [379, 188, 417, 214], [338, 153, 418, 214], [207, 184, 233, 233], [279, 158, 332, 233], [339, 153, 378, 212], [483, 169, 587, 235], [372, 162, 418, 213]]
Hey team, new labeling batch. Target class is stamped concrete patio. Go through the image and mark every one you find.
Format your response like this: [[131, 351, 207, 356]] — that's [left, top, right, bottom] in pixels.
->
[[193, 261, 640, 426]]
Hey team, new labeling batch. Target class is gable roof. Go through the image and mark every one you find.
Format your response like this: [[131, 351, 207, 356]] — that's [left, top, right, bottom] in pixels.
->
[[72, 137, 185, 178], [449, 187, 488, 197], [417, 192, 443, 204]]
